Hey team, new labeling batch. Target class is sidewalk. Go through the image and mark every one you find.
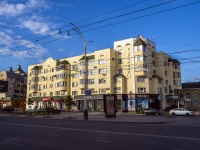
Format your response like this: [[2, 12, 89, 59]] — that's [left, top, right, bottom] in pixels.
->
[[1, 111, 199, 124]]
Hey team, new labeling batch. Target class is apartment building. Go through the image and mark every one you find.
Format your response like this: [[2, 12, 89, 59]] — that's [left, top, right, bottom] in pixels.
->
[[0, 65, 27, 108], [181, 82, 200, 110], [26, 35, 182, 112]]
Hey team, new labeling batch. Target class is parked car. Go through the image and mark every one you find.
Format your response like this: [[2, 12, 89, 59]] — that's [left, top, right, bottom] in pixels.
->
[[169, 108, 194, 116], [46, 108, 61, 114], [1, 106, 14, 113], [143, 108, 162, 115]]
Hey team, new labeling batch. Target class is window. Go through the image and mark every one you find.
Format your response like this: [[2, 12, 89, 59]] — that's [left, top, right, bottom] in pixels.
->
[[43, 84, 47, 89], [138, 77, 146, 82], [80, 79, 86, 85], [166, 80, 168, 86], [72, 65, 78, 70], [50, 92, 53, 96], [118, 59, 122, 64], [72, 82, 78, 87], [114, 87, 121, 93], [79, 70, 84, 76], [135, 45, 145, 52], [152, 51, 155, 57], [99, 69, 106, 74], [118, 49, 123, 54], [88, 60, 94, 66], [99, 88, 106, 94], [138, 88, 146, 93], [153, 70, 156, 75], [135, 55, 147, 62], [81, 89, 84, 94], [88, 79, 94, 84], [80, 60, 85, 66], [175, 63, 180, 69], [50, 84, 53, 88], [56, 82, 67, 87], [72, 91, 78, 96], [114, 78, 121, 83], [165, 71, 168, 76], [43, 92, 47, 96], [55, 91, 60, 96], [135, 65, 147, 72], [118, 69, 122, 74], [99, 78, 106, 84], [153, 61, 156, 66], [31, 70, 37, 75], [72, 74, 78, 78], [99, 59, 106, 64], [88, 69, 94, 75]]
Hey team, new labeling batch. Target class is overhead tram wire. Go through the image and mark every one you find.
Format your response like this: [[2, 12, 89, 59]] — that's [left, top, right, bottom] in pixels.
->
[[74, 0, 177, 31], [1, 1, 200, 58], [0, 0, 149, 47], [0, 0, 166, 49], [0, 0, 177, 53]]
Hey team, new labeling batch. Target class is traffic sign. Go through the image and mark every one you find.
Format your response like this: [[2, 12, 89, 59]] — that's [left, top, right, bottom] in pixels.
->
[[85, 90, 91, 96]]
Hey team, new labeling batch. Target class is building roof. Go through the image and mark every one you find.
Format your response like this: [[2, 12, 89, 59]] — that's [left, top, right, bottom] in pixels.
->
[[182, 82, 200, 89]]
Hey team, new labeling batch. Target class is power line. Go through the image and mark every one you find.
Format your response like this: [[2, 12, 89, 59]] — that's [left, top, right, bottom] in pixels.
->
[[1, 0, 199, 60]]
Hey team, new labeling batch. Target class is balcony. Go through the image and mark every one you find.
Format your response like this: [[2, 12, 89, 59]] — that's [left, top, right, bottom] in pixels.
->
[[135, 71, 147, 76]]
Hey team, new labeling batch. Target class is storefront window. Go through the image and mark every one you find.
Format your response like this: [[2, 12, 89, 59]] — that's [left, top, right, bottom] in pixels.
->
[[95, 100, 103, 111], [87, 100, 94, 111]]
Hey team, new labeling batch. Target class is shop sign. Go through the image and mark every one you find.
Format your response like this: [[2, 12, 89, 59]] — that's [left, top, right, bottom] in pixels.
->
[[136, 94, 148, 99], [43, 97, 51, 102]]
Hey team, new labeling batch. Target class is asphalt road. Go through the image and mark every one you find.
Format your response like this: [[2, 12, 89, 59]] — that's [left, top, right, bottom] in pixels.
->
[[0, 116, 200, 150]]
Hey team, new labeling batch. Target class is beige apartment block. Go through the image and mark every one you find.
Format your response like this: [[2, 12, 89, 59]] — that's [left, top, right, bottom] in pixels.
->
[[26, 35, 182, 112], [0, 65, 27, 108]]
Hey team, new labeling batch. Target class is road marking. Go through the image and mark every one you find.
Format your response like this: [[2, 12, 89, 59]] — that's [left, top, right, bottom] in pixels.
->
[[96, 140, 111, 143], [49, 133, 59, 136], [0, 122, 200, 141], [10, 142, 21, 146]]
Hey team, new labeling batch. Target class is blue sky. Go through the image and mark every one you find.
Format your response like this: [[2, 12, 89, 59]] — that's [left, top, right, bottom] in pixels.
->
[[0, 0, 200, 83]]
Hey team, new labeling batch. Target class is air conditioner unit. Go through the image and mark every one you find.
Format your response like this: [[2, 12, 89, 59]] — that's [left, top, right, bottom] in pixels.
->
[[94, 66, 97, 69], [102, 73, 106, 76], [106, 88, 110, 90]]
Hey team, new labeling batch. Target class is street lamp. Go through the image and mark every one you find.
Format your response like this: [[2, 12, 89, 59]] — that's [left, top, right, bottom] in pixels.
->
[[70, 23, 93, 120]]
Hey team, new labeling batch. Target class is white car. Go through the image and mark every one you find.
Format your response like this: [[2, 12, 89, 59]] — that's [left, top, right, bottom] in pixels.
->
[[169, 108, 194, 116]]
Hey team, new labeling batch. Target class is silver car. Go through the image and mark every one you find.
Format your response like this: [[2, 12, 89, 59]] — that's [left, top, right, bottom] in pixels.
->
[[169, 108, 194, 116]]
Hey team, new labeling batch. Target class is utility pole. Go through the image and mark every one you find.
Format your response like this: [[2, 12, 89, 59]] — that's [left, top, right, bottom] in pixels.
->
[[70, 23, 92, 120]]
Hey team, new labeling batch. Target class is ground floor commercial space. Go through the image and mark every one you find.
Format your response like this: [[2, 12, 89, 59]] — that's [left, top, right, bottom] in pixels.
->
[[26, 96, 74, 111], [74, 94, 160, 112]]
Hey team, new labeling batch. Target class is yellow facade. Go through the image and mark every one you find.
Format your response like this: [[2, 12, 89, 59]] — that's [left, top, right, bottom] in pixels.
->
[[26, 35, 182, 111]]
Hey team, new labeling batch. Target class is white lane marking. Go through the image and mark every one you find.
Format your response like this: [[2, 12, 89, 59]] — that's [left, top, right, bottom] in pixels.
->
[[170, 148, 184, 150], [10, 142, 21, 146], [0, 122, 200, 141], [49, 134, 59, 136], [96, 140, 111, 143]]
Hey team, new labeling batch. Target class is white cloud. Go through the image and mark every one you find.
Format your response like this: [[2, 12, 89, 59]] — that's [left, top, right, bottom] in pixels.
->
[[0, 31, 13, 46], [0, 0, 49, 17], [21, 19, 50, 34]]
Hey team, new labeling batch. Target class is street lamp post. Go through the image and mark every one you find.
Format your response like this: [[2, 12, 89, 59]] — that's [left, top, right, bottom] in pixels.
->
[[70, 23, 92, 120]]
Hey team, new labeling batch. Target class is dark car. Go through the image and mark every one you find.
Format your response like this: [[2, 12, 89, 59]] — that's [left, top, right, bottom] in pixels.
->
[[1, 106, 14, 113], [46, 108, 61, 114], [143, 108, 161, 115]]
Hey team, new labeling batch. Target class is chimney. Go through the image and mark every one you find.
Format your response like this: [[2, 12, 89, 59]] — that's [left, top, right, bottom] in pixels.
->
[[18, 65, 21, 69]]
